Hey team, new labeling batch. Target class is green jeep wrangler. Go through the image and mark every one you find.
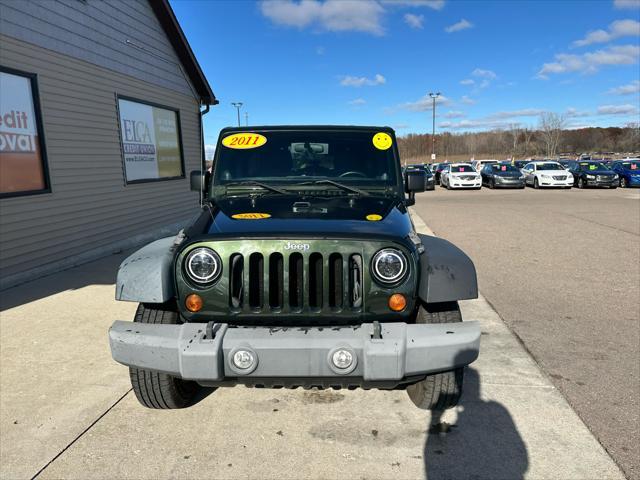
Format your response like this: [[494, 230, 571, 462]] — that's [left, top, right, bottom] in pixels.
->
[[109, 126, 480, 410]]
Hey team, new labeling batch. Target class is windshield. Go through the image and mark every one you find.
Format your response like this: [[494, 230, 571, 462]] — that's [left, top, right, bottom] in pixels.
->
[[212, 129, 399, 190], [620, 161, 640, 171], [491, 164, 519, 173], [452, 165, 475, 173], [579, 162, 609, 171], [537, 162, 565, 171]]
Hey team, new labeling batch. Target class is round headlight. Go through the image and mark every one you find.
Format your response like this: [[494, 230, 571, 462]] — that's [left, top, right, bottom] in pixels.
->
[[372, 248, 407, 285], [185, 247, 221, 285]]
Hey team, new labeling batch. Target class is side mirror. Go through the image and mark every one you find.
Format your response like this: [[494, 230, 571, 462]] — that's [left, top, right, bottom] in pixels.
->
[[404, 170, 426, 206], [405, 170, 426, 193], [190, 170, 204, 192]]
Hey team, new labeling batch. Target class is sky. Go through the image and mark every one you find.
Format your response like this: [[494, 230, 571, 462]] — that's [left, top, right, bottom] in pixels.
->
[[169, 0, 640, 152]]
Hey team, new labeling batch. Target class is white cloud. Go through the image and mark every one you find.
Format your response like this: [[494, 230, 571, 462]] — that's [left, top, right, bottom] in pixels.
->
[[566, 107, 591, 118], [573, 19, 640, 47], [348, 98, 367, 106], [404, 13, 424, 29], [459, 79, 474, 85], [614, 0, 640, 9], [392, 123, 410, 130], [445, 18, 473, 33], [438, 119, 508, 130], [472, 68, 497, 80], [381, 0, 445, 10], [340, 73, 386, 87], [485, 108, 544, 120], [607, 79, 640, 94], [597, 104, 640, 115], [461, 95, 476, 105], [443, 110, 466, 118], [204, 144, 216, 161], [395, 94, 451, 112], [260, 0, 385, 35], [538, 44, 640, 77]]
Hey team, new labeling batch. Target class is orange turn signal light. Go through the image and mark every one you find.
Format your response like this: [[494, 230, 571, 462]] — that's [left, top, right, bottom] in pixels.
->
[[388, 293, 407, 312], [185, 294, 203, 312]]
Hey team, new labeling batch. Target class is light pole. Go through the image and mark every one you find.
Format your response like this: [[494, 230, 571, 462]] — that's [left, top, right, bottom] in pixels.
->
[[429, 92, 440, 161], [245, 112, 249, 126], [231, 102, 243, 127]]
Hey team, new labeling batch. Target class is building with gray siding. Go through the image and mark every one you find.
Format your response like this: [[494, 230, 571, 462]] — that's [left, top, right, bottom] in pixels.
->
[[0, 0, 216, 289]]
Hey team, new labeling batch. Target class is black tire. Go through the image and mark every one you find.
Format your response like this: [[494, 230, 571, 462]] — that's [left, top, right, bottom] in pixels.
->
[[407, 302, 464, 410], [534, 177, 539, 189], [620, 177, 627, 188], [129, 303, 201, 409], [578, 177, 585, 189], [490, 178, 495, 189]]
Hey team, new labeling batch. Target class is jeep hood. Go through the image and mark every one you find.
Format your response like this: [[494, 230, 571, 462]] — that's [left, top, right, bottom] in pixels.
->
[[188, 195, 413, 241]]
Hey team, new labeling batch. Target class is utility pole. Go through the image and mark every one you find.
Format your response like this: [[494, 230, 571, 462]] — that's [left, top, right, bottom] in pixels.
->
[[231, 102, 243, 127], [429, 92, 440, 161], [245, 112, 249, 126]]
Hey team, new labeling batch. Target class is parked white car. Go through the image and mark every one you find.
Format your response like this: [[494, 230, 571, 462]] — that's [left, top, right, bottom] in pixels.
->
[[521, 161, 574, 188], [441, 163, 482, 189]]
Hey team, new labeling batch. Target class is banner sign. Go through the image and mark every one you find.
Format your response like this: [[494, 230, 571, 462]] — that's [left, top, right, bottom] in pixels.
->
[[0, 70, 47, 195], [118, 98, 183, 182]]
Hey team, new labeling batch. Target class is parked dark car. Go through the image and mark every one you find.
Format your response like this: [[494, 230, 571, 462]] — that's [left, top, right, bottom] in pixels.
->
[[567, 161, 618, 189], [434, 163, 450, 185], [610, 159, 640, 188], [481, 163, 525, 189], [512, 160, 530, 170], [405, 164, 435, 190]]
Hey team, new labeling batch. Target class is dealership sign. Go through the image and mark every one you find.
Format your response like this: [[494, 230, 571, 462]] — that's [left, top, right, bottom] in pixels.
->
[[118, 98, 183, 182]]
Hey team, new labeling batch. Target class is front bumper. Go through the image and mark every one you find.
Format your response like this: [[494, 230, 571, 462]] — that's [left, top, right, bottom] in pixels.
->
[[539, 177, 573, 187], [494, 178, 525, 188], [450, 179, 482, 189], [109, 320, 480, 387]]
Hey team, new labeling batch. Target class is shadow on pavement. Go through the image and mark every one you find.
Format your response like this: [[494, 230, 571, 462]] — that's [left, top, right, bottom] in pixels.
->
[[0, 251, 129, 311], [424, 362, 528, 480]]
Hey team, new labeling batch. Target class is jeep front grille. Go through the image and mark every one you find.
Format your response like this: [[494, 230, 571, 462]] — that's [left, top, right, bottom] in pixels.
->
[[228, 252, 363, 314]]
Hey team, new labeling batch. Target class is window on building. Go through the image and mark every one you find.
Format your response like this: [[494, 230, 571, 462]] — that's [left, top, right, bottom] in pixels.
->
[[0, 67, 50, 198], [117, 96, 185, 184]]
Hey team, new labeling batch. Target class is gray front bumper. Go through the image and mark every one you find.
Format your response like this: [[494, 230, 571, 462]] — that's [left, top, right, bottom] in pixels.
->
[[109, 321, 480, 383]]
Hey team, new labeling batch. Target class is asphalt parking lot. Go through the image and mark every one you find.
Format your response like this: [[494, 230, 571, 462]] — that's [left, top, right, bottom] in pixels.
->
[[0, 204, 629, 480], [413, 185, 640, 480]]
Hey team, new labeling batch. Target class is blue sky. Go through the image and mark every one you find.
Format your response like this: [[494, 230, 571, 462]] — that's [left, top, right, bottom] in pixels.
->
[[170, 0, 640, 150]]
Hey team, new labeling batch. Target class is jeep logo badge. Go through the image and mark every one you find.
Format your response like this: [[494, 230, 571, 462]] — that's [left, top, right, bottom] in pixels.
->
[[284, 241, 310, 251]]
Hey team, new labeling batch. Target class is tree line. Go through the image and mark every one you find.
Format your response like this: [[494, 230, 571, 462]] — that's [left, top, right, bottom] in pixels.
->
[[397, 118, 640, 163]]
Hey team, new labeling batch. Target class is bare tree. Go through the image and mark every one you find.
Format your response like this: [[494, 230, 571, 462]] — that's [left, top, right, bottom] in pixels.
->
[[538, 112, 567, 158], [507, 123, 522, 159]]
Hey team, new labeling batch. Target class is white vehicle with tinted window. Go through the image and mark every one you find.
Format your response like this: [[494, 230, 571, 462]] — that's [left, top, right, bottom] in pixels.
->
[[521, 161, 573, 189], [441, 163, 482, 189]]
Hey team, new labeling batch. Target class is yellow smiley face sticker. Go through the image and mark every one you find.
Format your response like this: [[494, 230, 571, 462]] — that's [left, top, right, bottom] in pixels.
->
[[366, 214, 383, 221], [372, 132, 392, 151], [231, 213, 271, 220]]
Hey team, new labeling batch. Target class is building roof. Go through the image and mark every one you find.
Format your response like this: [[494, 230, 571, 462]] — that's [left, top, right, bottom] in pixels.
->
[[149, 0, 217, 106]]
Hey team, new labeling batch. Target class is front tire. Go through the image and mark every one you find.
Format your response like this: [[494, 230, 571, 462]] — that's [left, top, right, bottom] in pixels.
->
[[578, 177, 585, 189], [620, 177, 627, 188], [407, 302, 464, 410], [129, 303, 201, 409], [534, 177, 540, 189]]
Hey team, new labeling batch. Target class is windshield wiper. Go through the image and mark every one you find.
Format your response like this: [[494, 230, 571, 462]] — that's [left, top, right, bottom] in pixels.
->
[[224, 181, 288, 195], [294, 179, 369, 196]]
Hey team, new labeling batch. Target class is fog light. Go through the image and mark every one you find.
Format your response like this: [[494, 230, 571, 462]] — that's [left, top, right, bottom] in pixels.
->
[[388, 293, 407, 312], [185, 294, 203, 312], [232, 350, 255, 370], [331, 349, 353, 369]]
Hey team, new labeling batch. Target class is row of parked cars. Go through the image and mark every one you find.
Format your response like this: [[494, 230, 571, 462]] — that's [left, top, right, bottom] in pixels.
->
[[403, 158, 640, 190]]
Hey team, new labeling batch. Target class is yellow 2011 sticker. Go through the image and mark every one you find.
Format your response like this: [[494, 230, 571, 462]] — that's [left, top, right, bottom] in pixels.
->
[[231, 213, 271, 220], [366, 214, 383, 221], [372, 132, 392, 151], [222, 133, 267, 149]]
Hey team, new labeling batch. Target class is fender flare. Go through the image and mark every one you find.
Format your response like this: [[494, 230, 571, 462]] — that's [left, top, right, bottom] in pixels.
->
[[417, 234, 478, 304], [115, 236, 178, 303]]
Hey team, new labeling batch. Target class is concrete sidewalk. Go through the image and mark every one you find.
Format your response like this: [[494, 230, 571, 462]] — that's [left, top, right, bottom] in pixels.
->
[[0, 213, 626, 479]]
